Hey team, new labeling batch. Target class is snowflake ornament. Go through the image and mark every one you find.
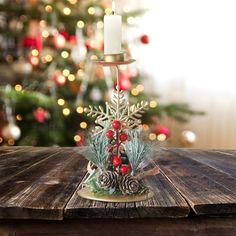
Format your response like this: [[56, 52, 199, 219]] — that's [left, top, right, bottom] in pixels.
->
[[84, 87, 149, 134]]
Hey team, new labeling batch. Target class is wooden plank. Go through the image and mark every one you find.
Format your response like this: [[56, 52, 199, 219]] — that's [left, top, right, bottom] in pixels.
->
[[170, 149, 236, 178], [0, 217, 236, 236], [155, 149, 236, 215], [0, 148, 87, 220], [0, 147, 59, 183], [65, 160, 189, 219]]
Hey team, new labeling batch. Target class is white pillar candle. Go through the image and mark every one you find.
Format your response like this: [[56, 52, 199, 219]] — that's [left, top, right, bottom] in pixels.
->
[[104, 1, 122, 55]]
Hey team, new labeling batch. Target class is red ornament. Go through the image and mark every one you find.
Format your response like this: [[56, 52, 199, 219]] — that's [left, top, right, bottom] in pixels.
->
[[140, 34, 150, 44], [112, 120, 121, 130], [120, 165, 129, 174], [112, 156, 121, 167], [33, 107, 49, 123], [59, 31, 70, 40], [106, 130, 114, 139], [119, 132, 128, 142], [156, 126, 170, 137], [114, 71, 132, 91]]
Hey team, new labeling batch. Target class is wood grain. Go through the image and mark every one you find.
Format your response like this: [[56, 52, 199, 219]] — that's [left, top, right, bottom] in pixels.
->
[[0, 217, 236, 236], [156, 148, 236, 215], [65, 160, 189, 219], [0, 148, 87, 220]]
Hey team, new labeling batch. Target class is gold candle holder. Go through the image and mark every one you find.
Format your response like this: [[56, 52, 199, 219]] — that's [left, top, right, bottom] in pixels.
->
[[104, 53, 125, 62]]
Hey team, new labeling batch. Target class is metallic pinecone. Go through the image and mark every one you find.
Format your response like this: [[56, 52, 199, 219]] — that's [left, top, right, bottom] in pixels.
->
[[97, 171, 118, 190], [119, 174, 141, 195]]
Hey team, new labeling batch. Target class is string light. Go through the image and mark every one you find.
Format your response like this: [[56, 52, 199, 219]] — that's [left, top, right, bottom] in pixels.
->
[[31, 49, 39, 57], [39, 20, 46, 27], [68, 0, 77, 4], [127, 16, 135, 25], [157, 134, 167, 141], [29, 56, 39, 66], [68, 74, 75, 81], [62, 69, 70, 77], [8, 139, 15, 146], [15, 84, 22, 91], [137, 84, 144, 92], [74, 135, 81, 142], [149, 100, 157, 108], [0, 137, 3, 143], [76, 106, 84, 114], [131, 88, 139, 96], [80, 121, 87, 129], [149, 133, 157, 141], [63, 7, 71, 15], [57, 98, 65, 106], [77, 69, 84, 77], [77, 20, 85, 28], [142, 124, 149, 131], [97, 21, 104, 29], [45, 5, 53, 12], [88, 7, 95, 15], [62, 108, 70, 116], [45, 55, 53, 62], [105, 8, 112, 14], [90, 55, 98, 60], [16, 114, 23, 121], [42, 30, 49, 38], [61, 51, 69, 58]]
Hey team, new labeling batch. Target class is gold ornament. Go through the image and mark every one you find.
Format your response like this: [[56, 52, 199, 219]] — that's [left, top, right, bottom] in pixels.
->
[[84, 87, 148, 134]]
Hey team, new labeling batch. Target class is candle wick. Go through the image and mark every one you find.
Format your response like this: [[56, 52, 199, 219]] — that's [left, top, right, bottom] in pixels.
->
[[112, 0, 116, 14]]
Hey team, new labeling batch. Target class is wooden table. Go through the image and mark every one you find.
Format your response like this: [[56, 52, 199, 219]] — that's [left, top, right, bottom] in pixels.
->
[[0, 147, 235, 236]]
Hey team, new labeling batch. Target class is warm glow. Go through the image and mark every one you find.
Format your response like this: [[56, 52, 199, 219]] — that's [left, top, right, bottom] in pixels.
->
[[77, 20, 85, 28], [61, 51, 69, 58], [149, 100, 157, 108], [80, 122, 87, 129], [15, 84, 22, 91], [42, 30, 49, 38], [16, 114, 23, 121], [131, 88, 139, 96], [62, 108, 70, 116], [149, 133, 156, 140], [63, 69, 70, 77], [88, 7, 95, 15], [45, 5, 52, 12], [97, 21, 104, 29], [63, 7, 71, 15], [76, 106, 84, 114], [74, 135, 81, 142], [157, 134, 167, 142], [68, 74, 75, 81], [105, 8, 112, 15], [57, 98, 65, 106], [31, 49, 39, 57]]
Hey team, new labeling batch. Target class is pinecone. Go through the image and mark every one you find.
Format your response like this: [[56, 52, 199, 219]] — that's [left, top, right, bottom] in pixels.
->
[[119, 175, 141, 195], [97, 171, 118, 190]]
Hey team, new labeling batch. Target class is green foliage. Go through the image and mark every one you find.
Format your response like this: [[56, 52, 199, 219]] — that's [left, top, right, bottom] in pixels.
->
[[124, 129, 152, 175], [78, 129, 108, 170]]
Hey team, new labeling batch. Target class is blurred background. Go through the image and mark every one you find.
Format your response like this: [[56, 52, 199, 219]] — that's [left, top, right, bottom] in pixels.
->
[[0, 0, 235, 148]]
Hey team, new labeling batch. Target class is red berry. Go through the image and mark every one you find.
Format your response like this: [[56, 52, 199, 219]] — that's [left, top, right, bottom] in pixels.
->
[[120, 165, 129, 174], [140, 34, 149, 44], [112, 120, 121, 130], [119, 132, 128, 142], [106, 130, 114, 139], [112, 156, 121, 167]]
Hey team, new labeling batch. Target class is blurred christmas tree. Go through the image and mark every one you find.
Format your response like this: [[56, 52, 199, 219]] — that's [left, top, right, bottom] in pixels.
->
[[0, 0, 203, 146]]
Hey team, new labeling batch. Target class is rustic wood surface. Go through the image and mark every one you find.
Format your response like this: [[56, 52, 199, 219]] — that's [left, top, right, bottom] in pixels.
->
[[155, 148, 236, 215], [0, 147, 235, 223], [0, 147, 87, 220], [0, 217, 236, 236]]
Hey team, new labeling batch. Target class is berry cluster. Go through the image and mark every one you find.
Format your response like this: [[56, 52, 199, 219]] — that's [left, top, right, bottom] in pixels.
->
[[105, 120, 130, 174]]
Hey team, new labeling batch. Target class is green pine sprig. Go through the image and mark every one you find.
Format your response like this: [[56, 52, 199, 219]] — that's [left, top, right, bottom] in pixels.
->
[[77, 129, 108, 170], [124, 129, 152, 176]]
